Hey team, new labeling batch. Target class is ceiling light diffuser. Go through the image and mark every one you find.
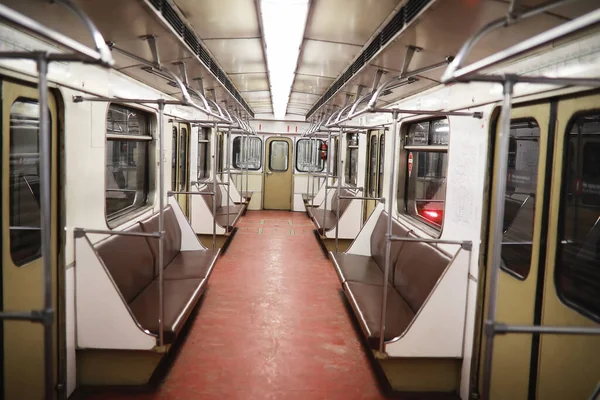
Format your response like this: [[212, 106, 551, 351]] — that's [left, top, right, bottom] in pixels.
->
[[260, 0, 309, 119]]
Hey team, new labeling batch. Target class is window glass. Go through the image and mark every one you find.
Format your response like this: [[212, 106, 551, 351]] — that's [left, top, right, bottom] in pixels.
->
[[368, 135, 378, 196], [345, 133, 359, 186], [378, 135, 385, 198], [105, 104, 151, 223], [501, 119, 540, 279], [232, 136, 262, 170], [400, 118, 449, 228], [171, 127, 177, 190], [9, 99, 44, 266], [179, 127, 188, 190], [333, 137, 339, 178], [216, 133, 223, 173], [269, 140, 289, 172], [556, 113, 600, 320], [197, 128, 210, 180], [296, 139, 324, 172]]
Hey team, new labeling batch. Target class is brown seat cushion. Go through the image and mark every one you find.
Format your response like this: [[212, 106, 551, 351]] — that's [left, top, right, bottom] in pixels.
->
[[129, 278, 206, 344], [370, 212, 412, 285], [214, 204, 245, 216], [95, 223, 155, 303], [331, 253, 384, 286], [140, 206, 182, 270], [393, 234, 451, 313], [215, 214, 238, 231], [164, 250, 220, 280], [343, 281, 414, 348], [310, 208, 338, 232]]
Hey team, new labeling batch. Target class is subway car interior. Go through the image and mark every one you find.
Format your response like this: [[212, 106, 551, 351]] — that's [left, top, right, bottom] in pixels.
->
[[0, 0, 600, 399]]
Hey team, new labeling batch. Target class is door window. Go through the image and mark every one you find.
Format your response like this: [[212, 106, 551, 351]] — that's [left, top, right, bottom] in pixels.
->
[[269, 140, 289, 172]]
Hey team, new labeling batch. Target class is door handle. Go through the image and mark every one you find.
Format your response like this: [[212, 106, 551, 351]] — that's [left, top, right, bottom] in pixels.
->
[[266, 171, 273, 176]]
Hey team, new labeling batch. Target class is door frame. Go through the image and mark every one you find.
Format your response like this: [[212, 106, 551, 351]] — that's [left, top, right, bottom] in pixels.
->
[[263, 136, 294, 210], [1, 77, 65, 399]]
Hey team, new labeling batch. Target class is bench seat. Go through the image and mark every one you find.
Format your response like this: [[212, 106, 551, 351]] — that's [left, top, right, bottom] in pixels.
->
[[200, 183, 246, 231], [343, 281, 414, 348], [164, 250, 219, 280], [308, 188, 353, 234], [129, 278, 206, 343], [95, 205, 219, 345], [331, 253, 384, 286], [332, 210, 452, 349]]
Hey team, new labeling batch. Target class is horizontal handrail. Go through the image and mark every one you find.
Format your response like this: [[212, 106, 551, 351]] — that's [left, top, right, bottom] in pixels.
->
[[339, 196, 384, 202], [388, 235, 473, 250], [0, 310, 49, 322], [0, 3, 113, 66], [193, 180, 229, 186], [493, 323, 600, 335], [441, 0, 593, 83], [326, 186, 363, 191], [168, 190, 213, 196], [10, 226, 41, 231], [73, 227, 161, 239]]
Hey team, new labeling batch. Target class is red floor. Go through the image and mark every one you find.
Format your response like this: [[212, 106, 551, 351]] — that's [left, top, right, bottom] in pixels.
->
[[85, 211, 386, 399]]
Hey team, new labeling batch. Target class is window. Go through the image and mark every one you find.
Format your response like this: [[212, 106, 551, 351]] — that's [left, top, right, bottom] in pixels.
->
[[105, 104, 151, 224], [232, 136, 262, 170], [171, 127, 177, 190], [368, 135, 378, 196], [216, 133, 224, 173], [378, 135, 385, 198], [333, 136, 339, 178], [556, 112, 600, 320], [197, 128, 210, 180], [399, 118, 448, 228], [345, 132, 359, 186], [501, 119, 540, 280], [178, 127, 188, 190], [296, 139, 324, 172], [9, 99, 44, 266], [269, 140, 289, 172]]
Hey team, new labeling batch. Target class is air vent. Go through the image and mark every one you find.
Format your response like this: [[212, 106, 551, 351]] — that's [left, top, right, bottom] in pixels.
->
[[144, 0, 254, 117], [306, 0, 433, 118]]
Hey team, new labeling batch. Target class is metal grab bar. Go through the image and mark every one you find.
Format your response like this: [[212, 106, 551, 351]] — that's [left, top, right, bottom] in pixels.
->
[[168, 190, 213, 195], [73, 227, 161, 239], [339, 196, 385, 202], [441, 0, 592, 83], [493, 323, 600, 335], [0, 2, 113, 66], [193, 181, 230, 186], [388, 235, 473, 250], [327, 186, 364, 191]]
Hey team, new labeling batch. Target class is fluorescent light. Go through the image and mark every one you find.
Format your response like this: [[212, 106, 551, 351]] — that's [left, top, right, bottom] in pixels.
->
[[260, 0, 309, 119]]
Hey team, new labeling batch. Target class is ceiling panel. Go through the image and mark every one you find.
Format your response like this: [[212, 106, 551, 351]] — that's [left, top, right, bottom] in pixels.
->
[[230, 73, 271, 92], [173, 0, 260, 39], [203, 38, 267, 74], [291, 75, 335, 95], [296, 40, 362, 78], [304, 0, 401, 45], [243, 91, 272, 102], [289, 92, 321, 105]]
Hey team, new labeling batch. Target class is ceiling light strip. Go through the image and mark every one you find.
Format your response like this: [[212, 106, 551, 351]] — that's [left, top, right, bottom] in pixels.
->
[[260, 0, 310, 119]]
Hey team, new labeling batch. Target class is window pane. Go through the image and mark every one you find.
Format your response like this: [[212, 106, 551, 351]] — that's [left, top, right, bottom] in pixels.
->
[[378, 136, 385, 198], [10, 99, 43, 266], [402, 118, 449, 228], [296, 139, 324, 172], [197, 128, 210, 180], [368, 135, 377, 196], [179, 127, 188, 190], [345, 133, 359, 186], [501, 119, 540, 279], [171, 127, 177, 190], [105, 105, 150, 222], [269, 140, 289, 172], [333, 137, 339, 177], [556, 113, 600, 320], [233, 136, 262, 170]]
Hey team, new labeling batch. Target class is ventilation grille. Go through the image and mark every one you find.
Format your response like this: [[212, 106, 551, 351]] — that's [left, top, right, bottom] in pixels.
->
[[146, 0, 254, 117], [306, 0, 432, 119]]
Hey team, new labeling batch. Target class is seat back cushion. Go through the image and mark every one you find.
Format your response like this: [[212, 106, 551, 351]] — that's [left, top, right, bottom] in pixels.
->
[[95, 223, 155, 303], [370, 212, 411, 284], [199, 183, 215, 213], [330, 188, 352, 215], [393, 233, 452, 313], [140, 206, 182, 269]]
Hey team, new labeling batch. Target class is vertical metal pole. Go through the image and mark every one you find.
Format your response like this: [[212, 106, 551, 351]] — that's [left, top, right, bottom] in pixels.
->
[[306, 137, 311, 204], [310, 137, 315, 207], [323, 131, 331, 231], [481, 80, 514, 400], [379, 110, 399, 352], [157, 101, 165, 347], [212, 123, 217, 249], [226, 128, 231, 216], [335, 128, 343, 252], [37, 55, 54, 400]]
